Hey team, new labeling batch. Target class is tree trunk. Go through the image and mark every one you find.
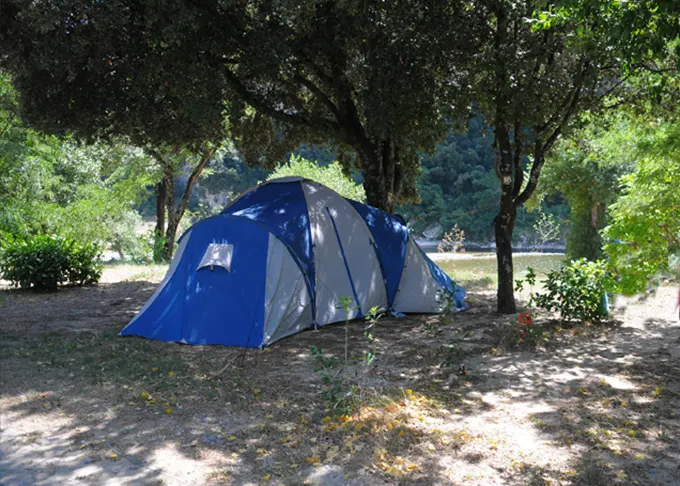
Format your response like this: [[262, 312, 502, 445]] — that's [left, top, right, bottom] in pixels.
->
[[158, 147, 216, 261], [494, 204, 517, 314], [161, 162, 176, 261], [153, 180, 167, 263], [359, 141, 398, 213], [492, 109, 519, 314], [164, 217, 180, 261]]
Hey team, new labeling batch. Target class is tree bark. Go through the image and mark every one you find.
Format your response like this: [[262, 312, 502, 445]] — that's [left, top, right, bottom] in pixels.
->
[[162, 162, 176, 261], [494, 204, 518, 314], [153, 180, 167, 263], [493, 119, 519, 314], [152, 147, 216, 261], [359, 140, 399, 213]]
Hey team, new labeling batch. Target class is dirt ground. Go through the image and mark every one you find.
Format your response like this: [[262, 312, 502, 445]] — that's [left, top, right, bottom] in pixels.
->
[[1, 266, 679, 486]]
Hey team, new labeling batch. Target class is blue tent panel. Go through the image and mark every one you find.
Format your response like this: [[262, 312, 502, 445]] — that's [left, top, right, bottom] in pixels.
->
[[346, 199, 409, 306], [121, 216, 270, 347], [222, 181, 313, 287], [182, 217, 269, 346]]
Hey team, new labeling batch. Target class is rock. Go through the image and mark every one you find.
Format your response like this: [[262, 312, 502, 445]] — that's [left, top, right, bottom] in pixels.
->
[[422, 223, 443, 240]]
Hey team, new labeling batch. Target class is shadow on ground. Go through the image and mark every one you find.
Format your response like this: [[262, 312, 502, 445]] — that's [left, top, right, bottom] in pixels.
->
[[1, 281, 678, 485]]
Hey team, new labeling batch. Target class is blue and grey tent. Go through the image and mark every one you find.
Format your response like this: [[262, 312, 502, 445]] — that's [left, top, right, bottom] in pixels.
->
[[120, 177, 466, 347]]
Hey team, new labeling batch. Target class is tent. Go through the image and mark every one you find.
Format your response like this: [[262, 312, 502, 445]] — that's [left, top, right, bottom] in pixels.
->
[[120, 177, 466, 347]]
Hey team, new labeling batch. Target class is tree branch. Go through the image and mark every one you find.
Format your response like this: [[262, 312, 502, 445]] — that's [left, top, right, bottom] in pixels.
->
[[176, 146, 216, 220], [223, 68, 341, 134], [511, 118, 523, 198], [515, 69, 586, 208], [293, 72, 342, 122]]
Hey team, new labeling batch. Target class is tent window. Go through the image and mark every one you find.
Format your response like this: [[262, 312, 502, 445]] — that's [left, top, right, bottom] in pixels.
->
[[197, 243, 234, 272]]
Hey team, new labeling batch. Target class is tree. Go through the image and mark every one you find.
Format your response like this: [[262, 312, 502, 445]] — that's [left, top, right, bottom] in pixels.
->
[[1, 73, 154, 257], [469, 0, 679, 313], [147, 146, 217, 261], [604, 120, 680, 294], [0, 0, 481, 213], [268, 155, 365, 202], [536, 116, 637, 260]]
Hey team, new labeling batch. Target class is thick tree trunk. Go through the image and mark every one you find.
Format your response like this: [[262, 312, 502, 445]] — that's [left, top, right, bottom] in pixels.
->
[[494, 204, 517, 314], [359, 141, 398, 213]]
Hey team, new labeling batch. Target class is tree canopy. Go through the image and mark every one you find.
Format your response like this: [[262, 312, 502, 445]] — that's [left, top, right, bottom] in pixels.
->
[[604, 120, 680, 294], [0, 0, 484, 211]]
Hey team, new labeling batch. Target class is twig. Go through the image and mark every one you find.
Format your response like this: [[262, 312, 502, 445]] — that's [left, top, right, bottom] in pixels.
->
[[209, 353, 242, 379]]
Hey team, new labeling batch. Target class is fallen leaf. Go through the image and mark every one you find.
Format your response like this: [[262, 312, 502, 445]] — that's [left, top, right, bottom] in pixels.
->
[[168, 371, 175, 377], [165, 407, 172, 414], [228, 436, 237, 441]]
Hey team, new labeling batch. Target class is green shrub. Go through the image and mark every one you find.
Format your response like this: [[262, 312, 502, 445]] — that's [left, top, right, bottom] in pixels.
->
[[0, 234, 102, 290], [531, 258, 611, 323]]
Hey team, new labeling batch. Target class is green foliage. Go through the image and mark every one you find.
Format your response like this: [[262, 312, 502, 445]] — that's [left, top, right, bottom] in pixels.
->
[[604, 121, 680, 294], [399, 118, 569, 241], [0, 1, 483, 210], [309, 346, 356, 416], [539, 116, 638, 259], [1, 72, 154, 260], [268, 155, 365, 202], [530, 259, 612, 323], [0, 234, 102, 290]]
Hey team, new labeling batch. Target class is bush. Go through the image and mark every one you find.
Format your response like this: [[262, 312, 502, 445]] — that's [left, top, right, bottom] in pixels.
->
[[531, 259, 611, 323], [267, 155, 366, 202], [0, 234, 102, 290]]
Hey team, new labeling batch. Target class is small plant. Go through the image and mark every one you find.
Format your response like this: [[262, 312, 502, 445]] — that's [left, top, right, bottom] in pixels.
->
[[533, 210, 561, 252], [515, 266, 537, 295], [438, 224, 465, 253], [439, 329, 472, 369], [0, 234, 102, 290], [532, 258, 611, 323], [362, 305, 383, 367], [310, 299, 384, 415], [504, 311, 546, 348], [310, 345, 357, 416]]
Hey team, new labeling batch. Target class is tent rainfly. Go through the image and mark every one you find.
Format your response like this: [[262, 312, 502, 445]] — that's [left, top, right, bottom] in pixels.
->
[[120, 177, 466, 347]]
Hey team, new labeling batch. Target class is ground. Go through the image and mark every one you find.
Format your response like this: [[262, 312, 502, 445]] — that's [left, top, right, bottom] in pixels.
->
[[1, 259, 679, 486]]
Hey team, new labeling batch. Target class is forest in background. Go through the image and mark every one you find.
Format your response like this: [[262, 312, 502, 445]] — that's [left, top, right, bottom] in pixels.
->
[[147, 117, 569, 248]]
